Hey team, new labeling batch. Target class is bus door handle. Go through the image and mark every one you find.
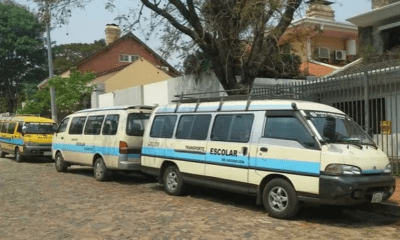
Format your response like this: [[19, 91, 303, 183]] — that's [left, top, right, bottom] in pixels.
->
[[242, 147, 248, 156], [260, 147, 268, 152]]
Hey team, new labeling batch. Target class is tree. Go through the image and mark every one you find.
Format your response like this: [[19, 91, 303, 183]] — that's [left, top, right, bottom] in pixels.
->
[[52, 39, 106, 75], [0, 1, 47, 113], [123, 0, 304, 95], [43, 0, 306, 95], [18, 71, 96, 117]]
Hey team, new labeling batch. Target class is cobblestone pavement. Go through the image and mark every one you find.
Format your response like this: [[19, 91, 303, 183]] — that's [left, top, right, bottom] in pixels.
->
[[1, 157, 399, 240]]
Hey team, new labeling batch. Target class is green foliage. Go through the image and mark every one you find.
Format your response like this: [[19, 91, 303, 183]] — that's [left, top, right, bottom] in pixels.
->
[[360, 45, 379, 63], [183, 51, 213, 82], [18, 71, 96, 116], [0, 97, 7, 113], [0, 1, 47, 113], [52, 39, 106, 74]]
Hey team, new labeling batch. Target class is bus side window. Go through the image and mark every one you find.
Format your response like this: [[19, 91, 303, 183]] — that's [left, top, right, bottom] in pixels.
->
[[69, 117, 87, 135], [150, 115, 177, 138], [1, 123, 9, 133], [7, 122, 16, 134], [102, 115, 119, 135], [264, 116, 316, 148], [211, 114, 254, 143], [176, 115, 211, 140], [84, 116, 105, 135], [57, 118, 69, 133]]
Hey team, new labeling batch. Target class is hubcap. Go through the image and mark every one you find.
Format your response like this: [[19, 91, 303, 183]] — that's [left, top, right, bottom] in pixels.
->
[[56, 156, 61, 168], [166, 171, 178, 191], [95, 162, 103, 178], [269, 186, 289, 212]]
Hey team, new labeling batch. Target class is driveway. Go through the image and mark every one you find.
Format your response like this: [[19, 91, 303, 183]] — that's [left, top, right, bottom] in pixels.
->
[[0, 157, 399, 240]]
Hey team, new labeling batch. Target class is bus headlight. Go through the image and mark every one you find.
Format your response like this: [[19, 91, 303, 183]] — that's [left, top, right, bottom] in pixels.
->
[[385, 164, 392, 174], [25, 142, 39, 146], [325, 164, 361, 175]]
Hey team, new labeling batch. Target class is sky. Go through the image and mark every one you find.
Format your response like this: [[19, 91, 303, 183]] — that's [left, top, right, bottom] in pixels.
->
[[13, 0, 373, 65]]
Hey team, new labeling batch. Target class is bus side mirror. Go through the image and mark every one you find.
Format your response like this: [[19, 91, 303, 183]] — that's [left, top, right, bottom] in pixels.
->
[[21, 126, 27, 135]]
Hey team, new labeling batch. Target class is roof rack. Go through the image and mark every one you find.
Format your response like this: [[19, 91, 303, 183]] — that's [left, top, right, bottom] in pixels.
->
[[170, 87, 302, 112], [172, 87, 302, 104]]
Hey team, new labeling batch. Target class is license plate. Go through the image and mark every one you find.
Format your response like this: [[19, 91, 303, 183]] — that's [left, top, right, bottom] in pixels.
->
[[43, 152, 52, 156], [371, 192, 383, 203]]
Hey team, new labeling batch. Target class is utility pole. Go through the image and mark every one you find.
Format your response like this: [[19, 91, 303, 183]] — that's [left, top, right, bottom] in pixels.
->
[[45, 1, 58, 122]]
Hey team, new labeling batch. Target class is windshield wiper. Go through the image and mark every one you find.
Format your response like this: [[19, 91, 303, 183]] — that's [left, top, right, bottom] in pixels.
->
[[332, 141, 364, 150], [361, 143, 378, 150]]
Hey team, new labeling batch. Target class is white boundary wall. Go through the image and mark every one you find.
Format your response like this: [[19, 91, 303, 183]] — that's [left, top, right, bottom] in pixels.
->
[[94, 74, 304, 108]]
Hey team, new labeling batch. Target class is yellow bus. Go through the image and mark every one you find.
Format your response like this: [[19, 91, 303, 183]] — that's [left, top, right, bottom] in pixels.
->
[[0, 115, 56, 162]]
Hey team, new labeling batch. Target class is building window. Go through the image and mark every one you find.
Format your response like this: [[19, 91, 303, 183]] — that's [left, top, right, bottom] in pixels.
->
[[382, 25, 400, 51], [119, 54, 139, 63]]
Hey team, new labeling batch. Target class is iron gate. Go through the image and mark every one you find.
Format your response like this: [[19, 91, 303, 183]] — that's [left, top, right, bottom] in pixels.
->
[[253, 66, 400, 175]]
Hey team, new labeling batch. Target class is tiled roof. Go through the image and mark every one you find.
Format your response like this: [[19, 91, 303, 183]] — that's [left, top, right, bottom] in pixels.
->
[[329, 59, 400, 77], [300, 62, 336, 77]]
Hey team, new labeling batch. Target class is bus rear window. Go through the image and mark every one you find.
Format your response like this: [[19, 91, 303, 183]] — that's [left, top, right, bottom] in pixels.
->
[[126, 113, 150, 136]]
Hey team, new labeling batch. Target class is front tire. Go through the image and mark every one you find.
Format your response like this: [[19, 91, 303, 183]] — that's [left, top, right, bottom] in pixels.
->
[[163, 165, 185, 196], [55, 152, 68, 172], [263, 178, 300, 219], [94, 158, 110, 181], [15, 148, 24, 163]]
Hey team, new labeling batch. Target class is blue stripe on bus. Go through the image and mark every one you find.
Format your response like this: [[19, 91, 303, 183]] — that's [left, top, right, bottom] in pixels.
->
[[362, 169, 385, 174], [142, 146, 320, 176], [52, 143, 141, 159], [0, 137, 24, 146], [251, 157, 320, 175], [142, 146, 206, 162]]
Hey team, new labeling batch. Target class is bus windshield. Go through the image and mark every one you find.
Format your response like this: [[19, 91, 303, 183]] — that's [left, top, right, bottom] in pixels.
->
[[23, 123, 56, 134], [305, 111, 376, 146]]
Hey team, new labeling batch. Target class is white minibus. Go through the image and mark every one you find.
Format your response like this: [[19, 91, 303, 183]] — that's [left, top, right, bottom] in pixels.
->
[[141, 98, 396, 219], [52, 106, 153, 181]]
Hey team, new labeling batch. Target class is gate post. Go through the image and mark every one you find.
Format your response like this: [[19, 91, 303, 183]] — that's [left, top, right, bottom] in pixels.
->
[[364, 72, 370, 132]]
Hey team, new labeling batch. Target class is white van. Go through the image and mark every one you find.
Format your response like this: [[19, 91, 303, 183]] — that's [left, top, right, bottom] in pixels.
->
[[141, 98, 396, 219], [52, 106, 153, 181]]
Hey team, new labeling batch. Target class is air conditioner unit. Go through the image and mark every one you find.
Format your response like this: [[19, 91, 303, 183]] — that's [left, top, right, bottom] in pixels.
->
[[161, 66, 169, 71], [334, 50, 347, 61], [317, 47, 330, 59]]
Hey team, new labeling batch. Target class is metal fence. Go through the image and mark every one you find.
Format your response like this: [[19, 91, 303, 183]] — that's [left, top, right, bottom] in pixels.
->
[[253, 66, 400, 175]]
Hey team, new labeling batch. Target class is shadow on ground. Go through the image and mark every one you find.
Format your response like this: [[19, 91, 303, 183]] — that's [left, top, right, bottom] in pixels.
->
[[161, 184, 400, 227], [2, 155, 53, 164], [66, 167, 157, 185]]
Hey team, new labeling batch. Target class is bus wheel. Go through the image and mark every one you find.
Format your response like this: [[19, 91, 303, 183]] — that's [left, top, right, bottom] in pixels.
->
[[55, 152, 68, 172], [0, 150, 6, 158], [94, 157, 110, 181], [15, 148, 24, 163], [163, 165, 185, 196], [263, 179, 300, 219]]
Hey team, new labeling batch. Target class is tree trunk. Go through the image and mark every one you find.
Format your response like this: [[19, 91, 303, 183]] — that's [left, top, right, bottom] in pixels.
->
[[7, 98, 15, 113], [5, 92, 15, 113]]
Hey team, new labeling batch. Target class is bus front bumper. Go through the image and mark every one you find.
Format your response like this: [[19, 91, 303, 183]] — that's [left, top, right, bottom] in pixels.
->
[[318, 174, 396, 205], [23, 145, 52, 158]]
